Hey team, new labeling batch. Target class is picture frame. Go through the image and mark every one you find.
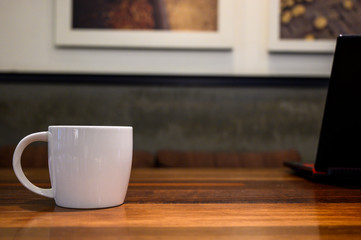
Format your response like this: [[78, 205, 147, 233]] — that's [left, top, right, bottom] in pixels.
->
[[55, 0, 233, 49], [268, 0, 336, 53]]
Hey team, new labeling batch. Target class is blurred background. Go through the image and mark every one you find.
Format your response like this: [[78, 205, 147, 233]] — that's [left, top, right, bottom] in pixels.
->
[[1, 0, 344, 163]]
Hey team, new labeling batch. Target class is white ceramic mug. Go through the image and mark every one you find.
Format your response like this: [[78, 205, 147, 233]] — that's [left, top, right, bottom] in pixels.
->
[[13, 126, 133, 209]]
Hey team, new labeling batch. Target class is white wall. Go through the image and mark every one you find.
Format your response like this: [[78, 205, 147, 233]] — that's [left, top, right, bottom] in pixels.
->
[[0, 0, 334, 76]]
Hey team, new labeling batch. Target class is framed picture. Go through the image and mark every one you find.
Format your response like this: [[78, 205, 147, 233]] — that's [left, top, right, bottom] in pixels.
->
[[268, 0, 361, 53], [55, 0, 233, 49]]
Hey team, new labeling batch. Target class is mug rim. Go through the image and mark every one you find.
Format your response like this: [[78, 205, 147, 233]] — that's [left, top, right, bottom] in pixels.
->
[[48, 125, 132, 129]]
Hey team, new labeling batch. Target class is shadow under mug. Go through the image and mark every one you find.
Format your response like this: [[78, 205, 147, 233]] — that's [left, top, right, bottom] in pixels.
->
[[13, 126, 133, 209]]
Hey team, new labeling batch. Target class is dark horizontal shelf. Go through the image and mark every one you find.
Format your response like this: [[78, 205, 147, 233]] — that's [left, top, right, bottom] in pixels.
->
[[0, 73, 329, 88]]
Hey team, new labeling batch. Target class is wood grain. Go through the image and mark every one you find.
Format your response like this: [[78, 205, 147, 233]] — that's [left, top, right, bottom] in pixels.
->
[[1, 168, 361, 239], [156, 149, 301, 168]]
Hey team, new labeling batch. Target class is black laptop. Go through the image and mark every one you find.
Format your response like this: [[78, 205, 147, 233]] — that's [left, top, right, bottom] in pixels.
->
[[284, 35, 361, 180]]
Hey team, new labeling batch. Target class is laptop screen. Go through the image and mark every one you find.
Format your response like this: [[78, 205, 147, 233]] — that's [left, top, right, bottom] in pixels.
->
[[315, 35, 361, 172]]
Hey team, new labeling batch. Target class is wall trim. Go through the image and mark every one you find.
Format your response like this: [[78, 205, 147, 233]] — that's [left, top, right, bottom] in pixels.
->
[[0, 73, 329, 88]]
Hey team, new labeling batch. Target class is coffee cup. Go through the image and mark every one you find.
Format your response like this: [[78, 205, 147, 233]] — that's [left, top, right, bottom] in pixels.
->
[[12, 126, 133, 209]]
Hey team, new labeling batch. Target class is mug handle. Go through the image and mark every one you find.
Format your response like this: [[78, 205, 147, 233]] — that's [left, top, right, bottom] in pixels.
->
[[12, 132, 54, 198]]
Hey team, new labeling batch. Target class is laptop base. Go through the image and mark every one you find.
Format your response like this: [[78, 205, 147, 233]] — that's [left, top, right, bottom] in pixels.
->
[[284, 161, 361, 184]]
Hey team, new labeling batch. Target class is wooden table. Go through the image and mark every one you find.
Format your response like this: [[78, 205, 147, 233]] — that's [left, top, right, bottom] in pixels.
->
[[1, 168, 361, 239]]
